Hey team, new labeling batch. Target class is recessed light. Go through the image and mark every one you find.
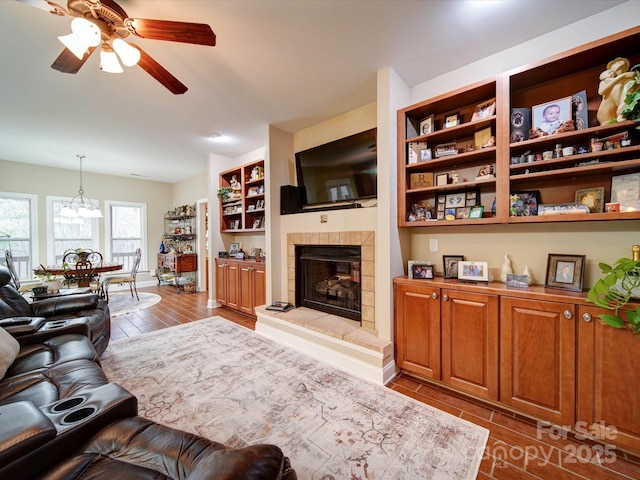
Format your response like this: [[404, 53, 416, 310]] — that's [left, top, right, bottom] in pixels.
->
[[209, 133, 223, 141]]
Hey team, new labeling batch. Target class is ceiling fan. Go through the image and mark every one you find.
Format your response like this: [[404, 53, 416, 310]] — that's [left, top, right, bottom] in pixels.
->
[[18, 0, 216, 94]]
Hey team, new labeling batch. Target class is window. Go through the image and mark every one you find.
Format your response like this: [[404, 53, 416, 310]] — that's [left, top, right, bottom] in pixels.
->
[[105, 201, 147, 271], [46, 196, 99, 264], [0, 192, 38, 281]]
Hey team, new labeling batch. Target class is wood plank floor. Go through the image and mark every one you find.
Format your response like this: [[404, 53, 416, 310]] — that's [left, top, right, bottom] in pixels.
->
[[111, 286, 640, 480]]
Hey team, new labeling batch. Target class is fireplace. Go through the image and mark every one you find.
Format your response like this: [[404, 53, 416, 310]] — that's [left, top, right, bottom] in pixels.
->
[[295, 245, 361, 322]]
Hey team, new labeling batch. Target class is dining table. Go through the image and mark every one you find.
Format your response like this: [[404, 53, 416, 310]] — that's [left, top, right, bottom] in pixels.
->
[[34, 262, 124, 288]]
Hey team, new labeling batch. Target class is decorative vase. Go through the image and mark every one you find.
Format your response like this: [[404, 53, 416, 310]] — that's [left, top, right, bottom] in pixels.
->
[[500, 254, 513, 283], [44, 279, 62, 293]]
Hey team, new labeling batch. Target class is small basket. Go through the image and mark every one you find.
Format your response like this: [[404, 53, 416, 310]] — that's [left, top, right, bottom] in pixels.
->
[[183, 283, 196, 294]]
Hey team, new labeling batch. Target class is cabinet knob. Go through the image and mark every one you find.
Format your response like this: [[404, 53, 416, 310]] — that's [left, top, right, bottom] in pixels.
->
[[443, 294, 449, 301], [582, 312, 592, 323], [563, 309, 573, 319], [431, 292, 438, 300]]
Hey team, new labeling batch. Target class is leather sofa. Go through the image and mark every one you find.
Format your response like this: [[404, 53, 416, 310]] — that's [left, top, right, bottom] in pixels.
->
[[0, 267, 110, 356], [0, 298, 297, 478]]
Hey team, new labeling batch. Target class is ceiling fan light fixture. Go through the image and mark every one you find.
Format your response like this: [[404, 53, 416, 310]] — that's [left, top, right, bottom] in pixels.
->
[[112, 38, 140, 67], [100, 45, 124, 73], [58, 18, 101, 60]]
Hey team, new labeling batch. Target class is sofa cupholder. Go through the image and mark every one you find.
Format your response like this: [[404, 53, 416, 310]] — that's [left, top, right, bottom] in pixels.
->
[[51, 396, 85, 412], [47, 320, 69, 328], [61, 406, 97, 424]]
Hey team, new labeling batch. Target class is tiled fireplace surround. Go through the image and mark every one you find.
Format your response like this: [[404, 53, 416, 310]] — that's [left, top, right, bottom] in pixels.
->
[[255, 230, 395, 384], [286, 230, 376, 331]]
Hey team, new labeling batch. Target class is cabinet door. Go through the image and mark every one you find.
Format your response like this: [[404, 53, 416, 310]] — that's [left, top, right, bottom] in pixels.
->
[[253, 264, 267, 312], [215, 260, 228, 306], [441, 290, 498, 400], [238, 263, 254, 315], [500, 297, 576, 425], [226, 261, 239, 310], [394, 283, 441, 379], [577, 305, 640, 454]]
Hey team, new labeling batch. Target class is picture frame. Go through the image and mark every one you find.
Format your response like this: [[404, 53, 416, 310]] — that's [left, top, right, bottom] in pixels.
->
[[611, 172, 640, 212], [444, 112, 460, 129], [247, 204, 256, 211], [436, 173, 449, 186], [228, 220, 239, 230], [545, 254, 586, 291], [247, 186, 259, 197], [445, 192, 465, 209], [228, 242, 240, 258], [468, 205, 484, 219], [458, 261, 489, 282], [443, 255, 465, 279], [510, 190, 540, 216], [419, 115, 434, 135], [474, 127, 493, 149], [408, 261, 434, 280], [253, 217, 262, 229], [256, 199, 265, 209], [575, 187, 605, 213], [471, 98, 496, 121], [532, 96, 572, 135], [456, 207, 470, 219]]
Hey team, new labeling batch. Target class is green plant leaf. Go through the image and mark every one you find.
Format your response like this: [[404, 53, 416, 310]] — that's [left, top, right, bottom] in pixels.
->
[[628, 308, 640, 325], [599, 314, 625, 328]]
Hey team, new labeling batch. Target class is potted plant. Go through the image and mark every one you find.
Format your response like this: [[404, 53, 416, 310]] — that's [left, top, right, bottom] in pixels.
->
[[619, 63, 640, 122], [35, 265, 63, 293], [217, 186, 231, 202], [587, 256, 640, 338]]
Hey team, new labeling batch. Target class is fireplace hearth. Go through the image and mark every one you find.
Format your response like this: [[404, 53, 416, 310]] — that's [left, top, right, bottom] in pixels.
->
[[295, 245, 361, 322]]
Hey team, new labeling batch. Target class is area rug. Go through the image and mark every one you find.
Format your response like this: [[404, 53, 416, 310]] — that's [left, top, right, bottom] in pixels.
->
[[107, 292, 161, 317], [101, 317, 488, 479]]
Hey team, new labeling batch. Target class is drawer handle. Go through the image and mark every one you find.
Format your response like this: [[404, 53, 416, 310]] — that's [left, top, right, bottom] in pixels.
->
[[431, 292, 438, 300], [582, 312, 592, 323], [443, 294, 449, 301], [563, 309, 573, 320]]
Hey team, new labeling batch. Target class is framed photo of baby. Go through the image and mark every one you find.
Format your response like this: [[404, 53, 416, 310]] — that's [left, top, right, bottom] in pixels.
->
[[532, 96, 572, 135]]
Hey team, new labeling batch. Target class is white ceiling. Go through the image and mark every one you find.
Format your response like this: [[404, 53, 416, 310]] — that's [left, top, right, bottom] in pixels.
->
[[0, 0, 625, 183]]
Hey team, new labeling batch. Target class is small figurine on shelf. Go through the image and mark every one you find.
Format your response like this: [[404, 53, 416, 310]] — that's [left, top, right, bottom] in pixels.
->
[[160, 240, 166, 254], [228, 175, 242, 200]]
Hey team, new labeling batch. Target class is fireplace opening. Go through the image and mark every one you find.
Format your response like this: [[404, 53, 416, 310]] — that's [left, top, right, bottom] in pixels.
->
[[295, 245, 361, 322]]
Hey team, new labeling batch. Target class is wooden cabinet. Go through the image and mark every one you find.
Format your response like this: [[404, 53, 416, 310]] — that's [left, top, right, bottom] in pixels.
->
[[394, 280, 499, 398], [215, 258, 265, 317], [394, 277, 640, 454], [215, 258, 239, 310], [441, 289, 499, 400], [394, 282, 441, 379], [397, 26, 640, 227], [219, 160, 265, 233], [500, 297, 576, 425], [577, 304, 640, 453]]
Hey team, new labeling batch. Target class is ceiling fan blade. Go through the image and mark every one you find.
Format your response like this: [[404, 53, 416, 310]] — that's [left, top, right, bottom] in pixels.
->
[[51, 46, 96, 74], [133, 45, 188, 94], [16, 0, 68, 15], [127, 19, 216, 46]]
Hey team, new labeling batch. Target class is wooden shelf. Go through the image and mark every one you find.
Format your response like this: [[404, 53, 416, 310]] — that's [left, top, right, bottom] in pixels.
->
[[219, 159, 266, 233]]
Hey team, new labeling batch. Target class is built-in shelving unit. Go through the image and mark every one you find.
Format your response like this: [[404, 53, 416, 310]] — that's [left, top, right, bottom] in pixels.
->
[[219, 160, 265, 233], [397, 25, 640, 227]]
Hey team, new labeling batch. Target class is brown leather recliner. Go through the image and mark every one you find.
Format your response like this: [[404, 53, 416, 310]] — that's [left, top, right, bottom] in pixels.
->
[[0, 267, 110, 355]]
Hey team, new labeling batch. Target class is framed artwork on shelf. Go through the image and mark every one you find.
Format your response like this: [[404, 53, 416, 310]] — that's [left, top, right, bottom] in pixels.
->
[[471, 98, 496, 121], [510, 190, 540, 217], [575, 187, 605, 213], [532, 96, 572, 135], [444, 112, 460, 129], [228, 242, 240, 258], [611, 172, 640, 212], [408, 261, 433, 279], [256, 199, 265, 209], [468, 206, 484, 219], [436, 173, 449, 186], [545, 254, 586, 291], [443, 255, 464, 279], [445, 193, 465, 209], [419, 115, 434, 135], [458, 261, 489, 282]]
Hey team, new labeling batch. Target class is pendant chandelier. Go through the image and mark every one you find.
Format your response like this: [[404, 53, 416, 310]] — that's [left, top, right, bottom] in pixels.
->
[[60, 155, 103, 218]]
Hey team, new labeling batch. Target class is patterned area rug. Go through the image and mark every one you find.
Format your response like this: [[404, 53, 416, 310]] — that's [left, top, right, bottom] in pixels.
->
[[107, 292, 161, 317], [101, 317, 488, 479]]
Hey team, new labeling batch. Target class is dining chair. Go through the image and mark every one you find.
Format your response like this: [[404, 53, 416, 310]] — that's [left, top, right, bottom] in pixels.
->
[[102, 248, 142, 302], [4, 250, 20, 290]]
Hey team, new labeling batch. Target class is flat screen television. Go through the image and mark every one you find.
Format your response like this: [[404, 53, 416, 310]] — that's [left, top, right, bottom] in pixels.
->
[[295, 128, 377, 207]]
